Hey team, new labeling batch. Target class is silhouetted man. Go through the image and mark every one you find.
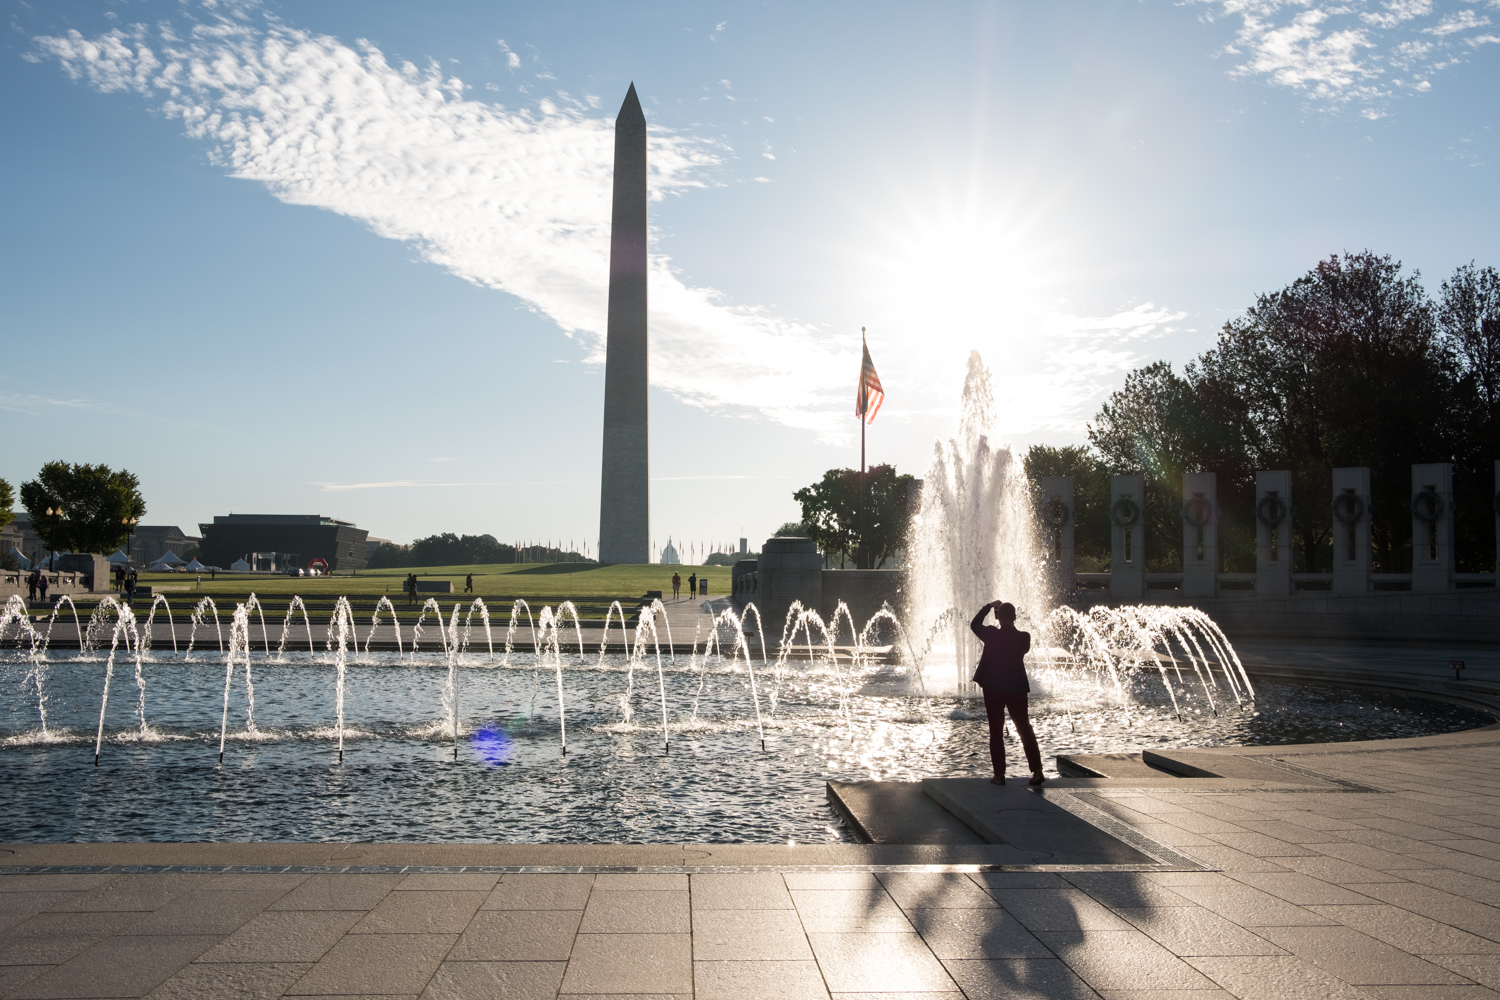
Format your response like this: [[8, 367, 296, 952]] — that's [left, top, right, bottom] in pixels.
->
[[970, 600, 1043, 786], [688, 573, 697, 598], [672, 572, 681, 599], [465, 573, 473, 594]]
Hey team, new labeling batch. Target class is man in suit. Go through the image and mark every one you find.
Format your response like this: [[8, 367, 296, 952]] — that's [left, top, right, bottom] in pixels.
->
[[970, 600, 1043, 786]]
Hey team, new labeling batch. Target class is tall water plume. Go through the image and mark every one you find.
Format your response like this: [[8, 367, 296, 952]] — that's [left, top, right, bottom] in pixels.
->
[[904, 351, 1049, 692]]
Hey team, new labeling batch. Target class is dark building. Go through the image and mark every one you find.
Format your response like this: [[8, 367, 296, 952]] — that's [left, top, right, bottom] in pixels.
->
[[198, 515, 370, 573], [128, 525, 201, 566]]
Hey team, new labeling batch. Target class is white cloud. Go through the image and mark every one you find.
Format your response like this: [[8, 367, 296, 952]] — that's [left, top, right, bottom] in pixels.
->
[[1426, 8, 1490, 33], [314, 480, 583, 490], [1195, 0, 1498, 108], [1363, 0, 1432, 28], [34, 13, 858, 438]]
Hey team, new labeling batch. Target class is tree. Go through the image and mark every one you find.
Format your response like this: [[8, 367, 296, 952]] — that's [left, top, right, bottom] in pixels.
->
[[792, 464, 917, 568], [368, 533, 518, 568], [793, 469, 859, 566], [1440, 263, 1500, 569], [1087, 361, 1257, 570], [704, 550, 756, 566], [1023, 445, 1110, 570], [20, 462, 146, 555], [367, 542, 413, 569], [0, 477, 15, 570], [774, 521, 808, 536], [1084, 250, 1466, 574]]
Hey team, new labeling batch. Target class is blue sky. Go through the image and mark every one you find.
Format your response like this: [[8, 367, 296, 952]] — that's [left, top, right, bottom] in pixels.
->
[[3, 0, 1497, 554]]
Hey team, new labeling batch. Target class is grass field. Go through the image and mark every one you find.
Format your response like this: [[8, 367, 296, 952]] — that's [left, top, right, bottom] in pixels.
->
[[132, 562, 720, 602]]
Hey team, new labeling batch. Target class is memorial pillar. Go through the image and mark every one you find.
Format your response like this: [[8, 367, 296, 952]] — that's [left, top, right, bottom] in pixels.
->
[[1331, 467, 1371, 595], [1255, 470, 1293, 597], [1040, 476, 1074, 599], [1182, 472, 1217, 598], [1411, 462, 1454, 594], [1110, 474, 1145, 600]]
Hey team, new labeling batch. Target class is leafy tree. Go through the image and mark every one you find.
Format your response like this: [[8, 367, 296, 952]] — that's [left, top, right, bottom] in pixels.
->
[[367, 542, 414, 569], [774, 521, 808, 536], [1023, 445, 1110, 571], [1440, 263, 1500, 569], [794, 469, 859, 566], [20, 462, 146, 555], [1086, 360, 1259, 571], [369, 533, 518, 568], [793, 464, 916, 568], [1082, 251, 1471, 574], [704, 550, 756, 566], [0, 477, 13, 533]]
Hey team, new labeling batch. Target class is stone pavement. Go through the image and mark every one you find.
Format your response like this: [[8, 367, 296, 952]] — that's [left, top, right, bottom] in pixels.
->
[[8, 721, 1500, 997]]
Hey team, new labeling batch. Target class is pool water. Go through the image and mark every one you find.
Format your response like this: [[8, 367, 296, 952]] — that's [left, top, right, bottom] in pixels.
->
[[0, 651, 1489, 843]]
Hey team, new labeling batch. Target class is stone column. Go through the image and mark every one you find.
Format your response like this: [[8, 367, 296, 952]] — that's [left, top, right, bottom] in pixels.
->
[[1411, 462, 1454, 594], [1039, 476, 1074, 599], [756, 536, 823, 637], [1255, 470, 1293, 597], [1182, 472, 1217, 598], [1331, 467, 1371, 596], [1110, 474, 1145, 600]]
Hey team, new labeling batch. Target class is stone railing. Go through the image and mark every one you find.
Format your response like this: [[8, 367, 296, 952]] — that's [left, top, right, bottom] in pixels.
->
[[1042, 461, 1498, 599]]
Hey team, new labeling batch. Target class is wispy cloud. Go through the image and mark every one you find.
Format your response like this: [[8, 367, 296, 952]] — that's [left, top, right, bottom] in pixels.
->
[[0, 392, 97, 414], [1195, 0, 1498, 110], [312, 480, 583, 491], [31, 6, 854, 438]]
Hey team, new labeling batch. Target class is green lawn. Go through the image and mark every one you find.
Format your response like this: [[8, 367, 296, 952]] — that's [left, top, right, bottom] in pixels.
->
[[133, 562, 721, 601]]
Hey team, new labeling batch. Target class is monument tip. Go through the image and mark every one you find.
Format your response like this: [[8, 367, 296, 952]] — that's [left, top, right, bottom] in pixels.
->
[[619, 82, 644, 121]]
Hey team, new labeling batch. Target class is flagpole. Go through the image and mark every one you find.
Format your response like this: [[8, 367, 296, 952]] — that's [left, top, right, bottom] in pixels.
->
[[859, 327, 867, 571]]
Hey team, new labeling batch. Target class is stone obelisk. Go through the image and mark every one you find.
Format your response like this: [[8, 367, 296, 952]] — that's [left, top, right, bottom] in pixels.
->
[[598, 84, 650, 564]]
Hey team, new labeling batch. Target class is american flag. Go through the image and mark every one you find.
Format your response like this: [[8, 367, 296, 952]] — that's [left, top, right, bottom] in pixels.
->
[[856, 335, 884, 423]]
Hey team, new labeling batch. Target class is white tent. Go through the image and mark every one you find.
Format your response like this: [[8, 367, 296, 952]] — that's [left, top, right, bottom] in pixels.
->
[[230, 558, 251, 573], [185, 558, 210, 572], [107, 550, 130, 565], [150, 550, 187, 568], [8, 547, 30, 570]]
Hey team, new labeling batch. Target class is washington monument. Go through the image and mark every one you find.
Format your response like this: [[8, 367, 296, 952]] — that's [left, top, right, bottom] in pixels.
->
[[598, 84, 650, 564]]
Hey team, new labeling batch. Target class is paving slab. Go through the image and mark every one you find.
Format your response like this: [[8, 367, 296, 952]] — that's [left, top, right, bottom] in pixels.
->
[[918, 781, 1171, 864]]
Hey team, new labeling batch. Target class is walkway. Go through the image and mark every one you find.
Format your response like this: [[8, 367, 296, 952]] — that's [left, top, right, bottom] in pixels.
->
[[8, 722, 1500, 997]]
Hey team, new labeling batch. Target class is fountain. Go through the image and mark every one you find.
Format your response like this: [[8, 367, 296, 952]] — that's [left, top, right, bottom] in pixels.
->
[[903, 351, 1255, 712], [0, 351, 1485, 841], [0, 587, 1489, 842]]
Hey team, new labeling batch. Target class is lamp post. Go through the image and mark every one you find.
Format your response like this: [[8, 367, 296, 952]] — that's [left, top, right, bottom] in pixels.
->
[[45, 507, 64, 571], [122, 517, 138, 567]]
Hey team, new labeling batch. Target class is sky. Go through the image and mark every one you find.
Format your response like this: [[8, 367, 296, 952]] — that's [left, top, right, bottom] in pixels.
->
[[2, 0, 1498, 555]]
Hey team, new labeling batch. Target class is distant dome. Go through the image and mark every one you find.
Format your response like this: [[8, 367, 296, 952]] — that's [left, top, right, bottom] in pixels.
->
[[661, 537, 680, 565]]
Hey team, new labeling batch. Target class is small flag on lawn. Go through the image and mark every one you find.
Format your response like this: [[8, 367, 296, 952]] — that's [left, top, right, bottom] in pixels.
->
[[856, 332, 884, 424]]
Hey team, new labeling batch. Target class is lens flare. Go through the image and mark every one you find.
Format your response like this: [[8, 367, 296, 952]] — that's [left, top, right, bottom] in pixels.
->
[[470, 724, 511, 767]]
